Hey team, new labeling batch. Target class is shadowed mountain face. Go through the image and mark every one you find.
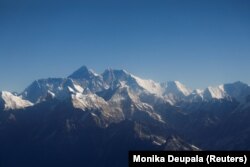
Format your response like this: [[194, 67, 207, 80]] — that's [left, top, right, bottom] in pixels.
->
[[0, 66, 250, 167]]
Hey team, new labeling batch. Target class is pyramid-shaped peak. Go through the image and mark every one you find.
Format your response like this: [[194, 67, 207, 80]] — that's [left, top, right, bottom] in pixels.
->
[[68, 66, 98, 79]]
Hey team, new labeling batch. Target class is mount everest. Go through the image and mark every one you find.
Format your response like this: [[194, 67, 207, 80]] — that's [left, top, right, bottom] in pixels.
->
[[0, 66, 250, 167], [3, 65, 248, 108]]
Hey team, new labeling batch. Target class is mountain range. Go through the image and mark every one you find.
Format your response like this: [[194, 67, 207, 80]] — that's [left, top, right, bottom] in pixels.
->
[[1, 66, 250, 167]]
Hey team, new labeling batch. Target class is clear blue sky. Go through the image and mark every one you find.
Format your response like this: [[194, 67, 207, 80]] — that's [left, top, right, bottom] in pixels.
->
[[1, 0, 250, 92]]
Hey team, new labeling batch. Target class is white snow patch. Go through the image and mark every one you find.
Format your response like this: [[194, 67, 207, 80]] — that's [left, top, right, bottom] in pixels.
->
[[89, 69, 99, 76], [72, 93, 107, 110], [73, 83, 84, 93], [207, 85, 226, 99], [131, 75, 164, 96], [1, 91, 33, 110], [192, 89, 205, 99], [68, 86, 75, 93], [173, 81, 191, 96], [47, 90, 55, 98], [191, 145, 200, 150]]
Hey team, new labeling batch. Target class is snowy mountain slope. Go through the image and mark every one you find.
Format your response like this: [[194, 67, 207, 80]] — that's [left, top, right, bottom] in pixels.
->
[[21, 67, 168, 107], [102, 68, 165, 96], [187, 82, 250, 103], [68, 65, 99, 79], [72, 92, 107, 111], [106, 84, 165, 123], [188, 89, 204, 101], [2, 64, 250, 163], [21, 78, 84, 103], [68, 66, 108, 92], [18, 66, 250, 108], [71, 92, 124, 126], [130, 75, 164, 96], [162, 81, 192, 104], [0, 91, 33, 110], [102, 69, 140, 91], [223, 81, 250, 103], [165, 81, 191, 97], [202, 85, 228, 100]]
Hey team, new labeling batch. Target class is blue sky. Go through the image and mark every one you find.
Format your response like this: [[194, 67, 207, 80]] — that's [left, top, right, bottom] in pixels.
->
[[0, 0, 250, 92]]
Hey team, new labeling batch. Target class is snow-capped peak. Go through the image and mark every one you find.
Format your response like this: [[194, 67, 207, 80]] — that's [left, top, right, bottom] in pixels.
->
[[101, 68, 133, 89], [131, 75, 164, 96], [102, 68, 165, 95], [21, 78, 84, 103], [15, 66, 250, 106], [223, 81, 250, 102], [208, 85, 226, 99], [0, 91, 33, 110], [173, 81, 191, 96], [68, 65, 99, 79], [188, 82, 250, 102], [165, 81, 191, 96]]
